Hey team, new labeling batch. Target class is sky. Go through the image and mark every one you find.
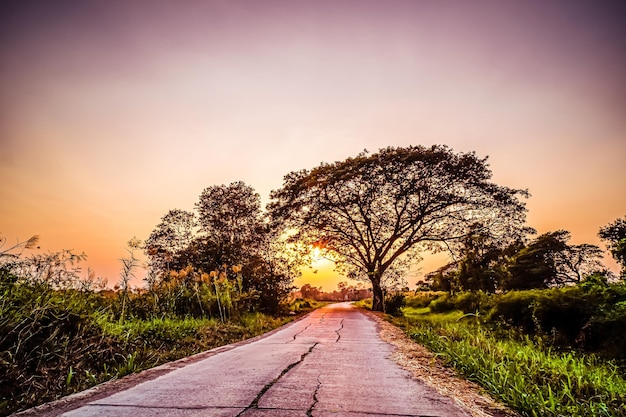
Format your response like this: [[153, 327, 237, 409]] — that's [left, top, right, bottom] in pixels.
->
[[1, 0, 625, 290]]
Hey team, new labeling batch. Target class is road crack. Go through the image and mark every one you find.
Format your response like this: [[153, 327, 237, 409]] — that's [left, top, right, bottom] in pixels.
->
[[287, 323, 312, 343], [335, 319, 344, 343], [306, 376, 322, 417], [236, 342, 318, 416]]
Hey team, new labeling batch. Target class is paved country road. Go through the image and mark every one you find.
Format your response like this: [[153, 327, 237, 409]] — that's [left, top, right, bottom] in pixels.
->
[[20, 303, 471, 417]]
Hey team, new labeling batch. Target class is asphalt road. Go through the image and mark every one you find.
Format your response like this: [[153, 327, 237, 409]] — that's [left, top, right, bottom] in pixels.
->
[[56, 303, 471, 417]]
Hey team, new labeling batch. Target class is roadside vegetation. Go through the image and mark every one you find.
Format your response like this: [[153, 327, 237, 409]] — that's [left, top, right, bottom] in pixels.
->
[[0, 260, 318, 416], [373, 213, 626, 416], [0, 181, 315, 416], [378, 280, 626, 417]]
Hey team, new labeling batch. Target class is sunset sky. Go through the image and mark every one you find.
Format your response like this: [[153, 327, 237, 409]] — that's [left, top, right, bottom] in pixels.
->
[[1, 1, 625, 290]]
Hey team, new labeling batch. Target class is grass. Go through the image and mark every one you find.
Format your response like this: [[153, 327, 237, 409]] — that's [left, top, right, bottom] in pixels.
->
[[1, 291, 298, 417], [400, 306, 626, 417]]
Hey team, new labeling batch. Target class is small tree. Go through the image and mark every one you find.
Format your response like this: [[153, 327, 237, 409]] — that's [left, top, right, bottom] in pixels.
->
[[599, 215, 626, 277], [505, 230, 604, 289], [269, 145, 529, 311], [145, 209, 196, 275], [196, 181, 263, 263]]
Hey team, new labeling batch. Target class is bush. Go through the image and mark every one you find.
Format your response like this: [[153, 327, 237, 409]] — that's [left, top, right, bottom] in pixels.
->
[[453, 291, 489, 314], [0, 284, 125, 416], [579, 301, 626, 359], [384, 293, 405, 316], [483, 284, 626, 358], [404, 292, 443, 309], [428, 293, 456, 313]]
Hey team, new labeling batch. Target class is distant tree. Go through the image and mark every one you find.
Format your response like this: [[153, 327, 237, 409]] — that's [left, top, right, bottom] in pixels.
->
[[269, 145, 529, 311], [505, 230, 603, 289], [242, 226, 300, 314], [300, 283, 321, 300], [454, 225, 528, 292], [424, 263, 457, 292], [196, 181, 264, 265], [192, 182, 297, 313], [599, 215, 626, 277], [506, 231, 567, 290], [145, 209, 196, 274], [554, 242, 604, 285]]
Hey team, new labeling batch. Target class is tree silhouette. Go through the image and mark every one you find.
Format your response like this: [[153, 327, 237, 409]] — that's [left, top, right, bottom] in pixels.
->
[[269, 145, 529, 311], [599, 215, 626, 277]]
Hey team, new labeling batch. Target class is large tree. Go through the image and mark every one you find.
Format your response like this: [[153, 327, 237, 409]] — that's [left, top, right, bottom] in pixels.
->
[[269, 145, 529, 311]]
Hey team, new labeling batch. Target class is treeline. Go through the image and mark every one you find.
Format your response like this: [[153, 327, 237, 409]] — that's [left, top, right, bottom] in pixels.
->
[[142, 181, 299, 316], [296, 282, 371, 302], [424, 218, 625, 293]]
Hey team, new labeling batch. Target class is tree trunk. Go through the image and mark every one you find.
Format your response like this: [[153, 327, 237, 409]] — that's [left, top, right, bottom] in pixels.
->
[[370, 274, 384, 312]]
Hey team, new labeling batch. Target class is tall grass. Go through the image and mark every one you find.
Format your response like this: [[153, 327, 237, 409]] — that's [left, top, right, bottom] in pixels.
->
[[1, 281, 294, 416], [403, 308, 626, 417]]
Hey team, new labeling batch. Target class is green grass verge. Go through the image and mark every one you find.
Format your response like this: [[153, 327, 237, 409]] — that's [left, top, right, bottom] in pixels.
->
[[400, 307, 626, 417]]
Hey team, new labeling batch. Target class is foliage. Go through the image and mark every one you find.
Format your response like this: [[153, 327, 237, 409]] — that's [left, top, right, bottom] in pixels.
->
[[404, 311, 626, 416], [599, 215, 626, 277], [289, 298, 328, 314], [403, 292, 444, 309], [426, 229, 606, 292], [269, 145, 529, 311], [144, 181, 299, 314], [0, 279, 122, 416], [505, 230, 604, 290], [428, 293, 456, 313], [0, 275, 294, 416], [0, 229, 304, 415], [383, 292, 406, 316], [196, 181, 263, 264], [421, 281, 626, 359], [144, 209, 196, 275], [297, 282, 371, 302]]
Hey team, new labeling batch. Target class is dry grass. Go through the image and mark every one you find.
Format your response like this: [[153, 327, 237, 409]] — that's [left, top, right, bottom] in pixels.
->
[[367, 311, 519, 417]]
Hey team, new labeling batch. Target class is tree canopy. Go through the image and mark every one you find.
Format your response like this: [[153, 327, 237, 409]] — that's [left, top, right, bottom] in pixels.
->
[[144, 181, 298, 314], [599, 215, 626, 277], [269, 145, 530, 311]]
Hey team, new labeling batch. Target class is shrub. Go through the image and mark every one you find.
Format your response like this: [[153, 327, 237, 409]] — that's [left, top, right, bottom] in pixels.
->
[[485, 290, 541, 333], [404, 292, 443, 309], [579, 301, 626, 359], [428, 293, 456, 313], [384, 293, 406, 316], [453, 291, 489, 314]]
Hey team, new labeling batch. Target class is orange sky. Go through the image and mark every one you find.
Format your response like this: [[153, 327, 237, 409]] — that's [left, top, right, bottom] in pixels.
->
[[1, 1, 625, 291]]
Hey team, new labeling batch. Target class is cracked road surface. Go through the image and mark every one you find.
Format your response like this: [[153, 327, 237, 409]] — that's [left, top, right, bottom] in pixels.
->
[[59, 303, 470, 417]]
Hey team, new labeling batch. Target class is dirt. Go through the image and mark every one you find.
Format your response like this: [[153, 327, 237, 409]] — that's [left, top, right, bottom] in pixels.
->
[[366, 311, 520, 417]]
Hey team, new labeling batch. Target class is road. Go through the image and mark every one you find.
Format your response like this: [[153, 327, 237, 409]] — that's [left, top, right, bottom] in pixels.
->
[[52, 303, 471, 417]]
